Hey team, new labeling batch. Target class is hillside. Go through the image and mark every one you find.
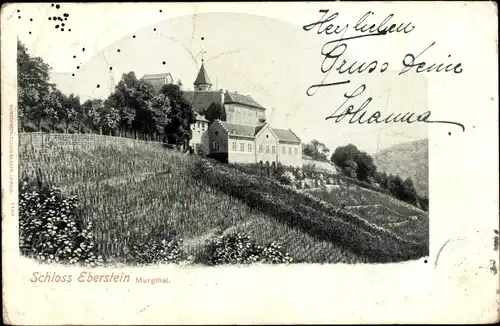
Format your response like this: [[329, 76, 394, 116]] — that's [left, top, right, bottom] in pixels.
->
[[302, 156, 339, 174], [19, 134, 429, 265], [373, 139, 429, 196]]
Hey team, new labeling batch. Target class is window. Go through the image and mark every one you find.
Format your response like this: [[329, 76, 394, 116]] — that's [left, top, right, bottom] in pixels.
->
[[240, 143, 245, 151], [197, 122, 200, 128], [266, 145, 270, 153], [282, 146, 286, 154], [214, 131, 219, 136], [232, 141, 237, 151], [289, 147, 292, 155], [259, 145, 263, 153], [212, 142, 219, 150], [248, 143, 252, 152], [294, 147, 298, 156], [272, 146, 276, 154]]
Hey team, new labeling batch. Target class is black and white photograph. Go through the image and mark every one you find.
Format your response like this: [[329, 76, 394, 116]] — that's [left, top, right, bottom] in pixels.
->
[[2, 2, 498, 324], [16, 8, 430, 267]]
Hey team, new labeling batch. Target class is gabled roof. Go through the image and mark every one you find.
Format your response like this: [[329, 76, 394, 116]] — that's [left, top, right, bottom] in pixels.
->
[[219, 121, 257, 138], [183, 91, 222, 114], [194, 63, 212, 86], [254, 124, 266, 135], [213, 120, 302, 142], [272, 128, 302, 143], [224, 92, 266, 110], [142, 73, 173, 80]]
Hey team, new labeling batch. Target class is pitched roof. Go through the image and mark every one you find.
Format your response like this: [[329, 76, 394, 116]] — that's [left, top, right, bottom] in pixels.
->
[[224, 92, 266, 110], [194, 64, 212, 86], [254, 124, 266, 135], [183, 91, 223, 114], [142, 73, 173, 80], [220, 121, 256, 138], [272, 128, 301, 143]]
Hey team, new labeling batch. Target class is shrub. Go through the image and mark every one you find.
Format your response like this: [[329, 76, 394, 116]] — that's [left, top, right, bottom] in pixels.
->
[[296, 170, 304, 180], [208, 232, 293, 265], [279, 171, 295, 185], [195, 143, 208, 157], [19, 178, 101, 266], [126, 238, 183, 266]]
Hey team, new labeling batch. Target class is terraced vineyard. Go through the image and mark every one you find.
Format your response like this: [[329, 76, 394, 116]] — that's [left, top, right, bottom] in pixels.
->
[[19, 139, 428, 265], [307, 186, 428, 243]]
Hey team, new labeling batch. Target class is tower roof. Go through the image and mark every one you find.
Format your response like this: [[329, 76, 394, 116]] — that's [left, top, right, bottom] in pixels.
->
[[194, 63, 212, 86]]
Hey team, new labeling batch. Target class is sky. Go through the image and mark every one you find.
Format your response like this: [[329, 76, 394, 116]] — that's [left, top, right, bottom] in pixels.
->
[[11, 3, 432, 155]]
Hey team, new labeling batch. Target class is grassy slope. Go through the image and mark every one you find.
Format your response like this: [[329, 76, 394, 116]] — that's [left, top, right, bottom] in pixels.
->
[[19, 142, 428, 264]]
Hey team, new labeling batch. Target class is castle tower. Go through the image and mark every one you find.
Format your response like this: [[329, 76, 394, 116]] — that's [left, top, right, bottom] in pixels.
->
[[194, 61, 212, 91]]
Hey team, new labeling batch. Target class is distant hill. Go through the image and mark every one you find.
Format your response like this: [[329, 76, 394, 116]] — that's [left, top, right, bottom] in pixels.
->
[[373, 139, 429, 197]]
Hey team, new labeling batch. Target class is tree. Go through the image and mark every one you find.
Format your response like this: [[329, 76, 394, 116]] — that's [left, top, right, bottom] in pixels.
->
[[75, 99, 87, 133], [375, 171, 389, 189], [388, 175, 404, 200], [159, 83, 196, 147], [82, 99, 104, 133], [48, 89, 65, 132], [26, 86, 63, 132], [204, 102, 226, 124], [107, 72, 139, 136], [131, 80, 156, 138], [402, 177, 418, 205], [148, 93, 171, 140], [17, 39, 55, 131], [354, 151, 377, 181], [58, 93, 81, 133], [100, 100, 120, 135], [331, 144, 359, 167], [418, 195, 429, 211], [331, 144, 377, 183], [386, 175, 418, 205], [343, 160, 358, 179], [302, 140, 330, 161]]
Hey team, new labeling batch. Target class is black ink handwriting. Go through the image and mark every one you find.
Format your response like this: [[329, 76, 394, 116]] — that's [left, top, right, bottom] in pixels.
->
[[303, 10, 414, 96], [399, 42, 463, 75], [325, 84, 465, 131]]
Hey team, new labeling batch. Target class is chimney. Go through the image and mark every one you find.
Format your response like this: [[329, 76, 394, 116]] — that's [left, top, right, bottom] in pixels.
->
[[220, 89, 224, 107]]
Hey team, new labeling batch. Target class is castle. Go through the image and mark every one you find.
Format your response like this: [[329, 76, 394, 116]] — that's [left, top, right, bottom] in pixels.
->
[[143, 62, 303, 168]]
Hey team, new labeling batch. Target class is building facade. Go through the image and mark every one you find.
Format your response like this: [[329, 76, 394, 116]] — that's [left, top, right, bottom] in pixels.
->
[[207, 120, 302, 167], [143, 61, 303, 167]]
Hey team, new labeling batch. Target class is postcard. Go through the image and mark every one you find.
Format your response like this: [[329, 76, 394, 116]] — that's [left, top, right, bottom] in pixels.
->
[[1, 2, 499, 324]]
